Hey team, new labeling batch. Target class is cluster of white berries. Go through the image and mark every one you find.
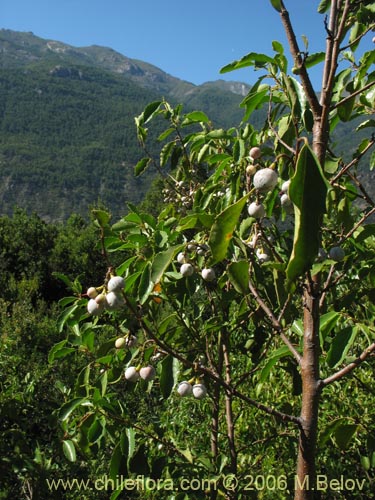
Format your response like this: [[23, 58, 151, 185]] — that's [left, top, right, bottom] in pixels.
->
[[246, 146, 294, 220], [176, 243, 216, 282], [124, 365, 156, 382], [163, 179, 196, 209], [177, 380, 207, 400], [86, 275, 125, 315]]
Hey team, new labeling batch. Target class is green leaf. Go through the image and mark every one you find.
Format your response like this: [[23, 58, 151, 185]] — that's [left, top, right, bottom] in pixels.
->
[[92, 209, 111, 227], [319, 418, 346, 447], [220, 52, 274, 74], [327, 326, 359, 368], [319, 311, 341, 345], [241, 85, 269, 122], [356, 119, 375, 132], [109, 433, 128, 480], [334, 424, 358, 451], [270, 0, 282, 12], [272, 40, 284, 54], [260, 346, 292, 383], [138, 261, 153, 304], [227, 261, 249, 294], [337, 95, 355, 122], [159, 355, 179, 398], [62, 440, 76, 462], [58, 397, 91, 422], [142, 100, 162, 123], [317, 0, 330, 13], [56, 304, 79, 333], [151, 245, 183, 284], [182, 111, 210, 124], [286, 144, 328, 287], [87, 417, 105, 444], [209, 194, 249, 264], [134, 157, 151, 176], [304, 52, 325, 68]]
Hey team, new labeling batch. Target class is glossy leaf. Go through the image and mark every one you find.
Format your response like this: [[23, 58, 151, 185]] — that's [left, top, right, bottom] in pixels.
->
[[62, 440, 76, 462], [220, 52, 274, 74], [286, 144, 328, 287], [209, 194, 249, 264], [134, 157, 151, 176], [159, 355, 179, 398], [142, 100, 162, 123], [58, 397, 91, 422], [327, 326, 358, 368], [304, 52, 325, 68], [138, 261, 153, 304], [151, 245, 183, 284], [227, 261, 249, 294], [319, 311, 341, 345]]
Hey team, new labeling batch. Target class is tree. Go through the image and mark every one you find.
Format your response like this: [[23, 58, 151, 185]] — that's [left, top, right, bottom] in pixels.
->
[[52, 1, 375, 499]]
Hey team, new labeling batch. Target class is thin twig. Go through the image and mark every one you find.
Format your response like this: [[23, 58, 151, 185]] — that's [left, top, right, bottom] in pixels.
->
[[321, 343, 375, 386]]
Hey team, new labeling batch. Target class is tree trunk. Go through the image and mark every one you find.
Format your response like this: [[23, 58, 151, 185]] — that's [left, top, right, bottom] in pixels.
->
[[294, 282, 322, 500]]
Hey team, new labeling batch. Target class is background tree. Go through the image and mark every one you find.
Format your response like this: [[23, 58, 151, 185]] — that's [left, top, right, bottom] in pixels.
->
[[52, 1, 375, 499]]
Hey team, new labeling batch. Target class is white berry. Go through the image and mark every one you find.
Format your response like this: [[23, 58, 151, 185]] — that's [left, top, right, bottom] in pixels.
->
[[177, 381, 193, 397], [281, 179, 291, 193], [125, 335, 138, 348], [246, 163, 257, 176], [139, 365, 156, 381], [105, 291, 125, 310], [180, 263, 194, 277], [107, 276, 125, 292], [247, 201, 266, 218], [192, 383, 207, 400], [253, 168, 278, 192], [87, 298, 104, 316], [256, 249, 270, 263], [87, 287, 98, 299], [201, 267, 216, 282], [124, 366, 140, 382], [115, 337, 126, 349], [176, 252, 186, 264]]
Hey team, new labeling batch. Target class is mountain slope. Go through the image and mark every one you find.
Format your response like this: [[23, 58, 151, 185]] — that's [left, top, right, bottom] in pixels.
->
[[0, 30, 372, 221], [0, 30, 251, 220]]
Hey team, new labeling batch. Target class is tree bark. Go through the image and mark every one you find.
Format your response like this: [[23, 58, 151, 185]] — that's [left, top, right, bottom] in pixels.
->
[[294, 281, 322, 500]]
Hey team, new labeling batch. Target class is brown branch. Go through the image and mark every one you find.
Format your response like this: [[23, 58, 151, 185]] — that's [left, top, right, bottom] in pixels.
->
[[321, 343, 375, 386], [331, 81, 375, 110], [248, 278, 302, 365], [278, 1, 321, 117], [331, 137, 375, 183], [123, 293, 301, 426]]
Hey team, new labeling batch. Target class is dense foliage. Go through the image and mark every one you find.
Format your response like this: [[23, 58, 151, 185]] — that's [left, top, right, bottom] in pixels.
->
[[1, 2, 375, 500]]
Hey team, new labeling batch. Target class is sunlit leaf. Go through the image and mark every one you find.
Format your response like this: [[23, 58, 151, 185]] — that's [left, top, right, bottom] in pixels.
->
[[220, 52, 274, 74], [62, 440, 76, 462], [58, 397, 91, 422], [286, 144, 329, 287], [326, 326, 359, 368], [209, 194, 249, 264], [134, 157, 151, 176]]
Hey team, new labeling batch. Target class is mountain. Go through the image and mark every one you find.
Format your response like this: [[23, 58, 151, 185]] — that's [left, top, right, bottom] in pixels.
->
[[0, 29, 253, 221], [0, 29, 372, 221]]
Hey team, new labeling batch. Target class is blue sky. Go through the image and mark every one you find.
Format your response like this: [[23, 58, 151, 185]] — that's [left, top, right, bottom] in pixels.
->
[[1, 1, 372, 89]]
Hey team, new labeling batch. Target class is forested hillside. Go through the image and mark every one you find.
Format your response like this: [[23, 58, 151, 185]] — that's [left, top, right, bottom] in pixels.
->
[[0, 29, 372, 221]]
